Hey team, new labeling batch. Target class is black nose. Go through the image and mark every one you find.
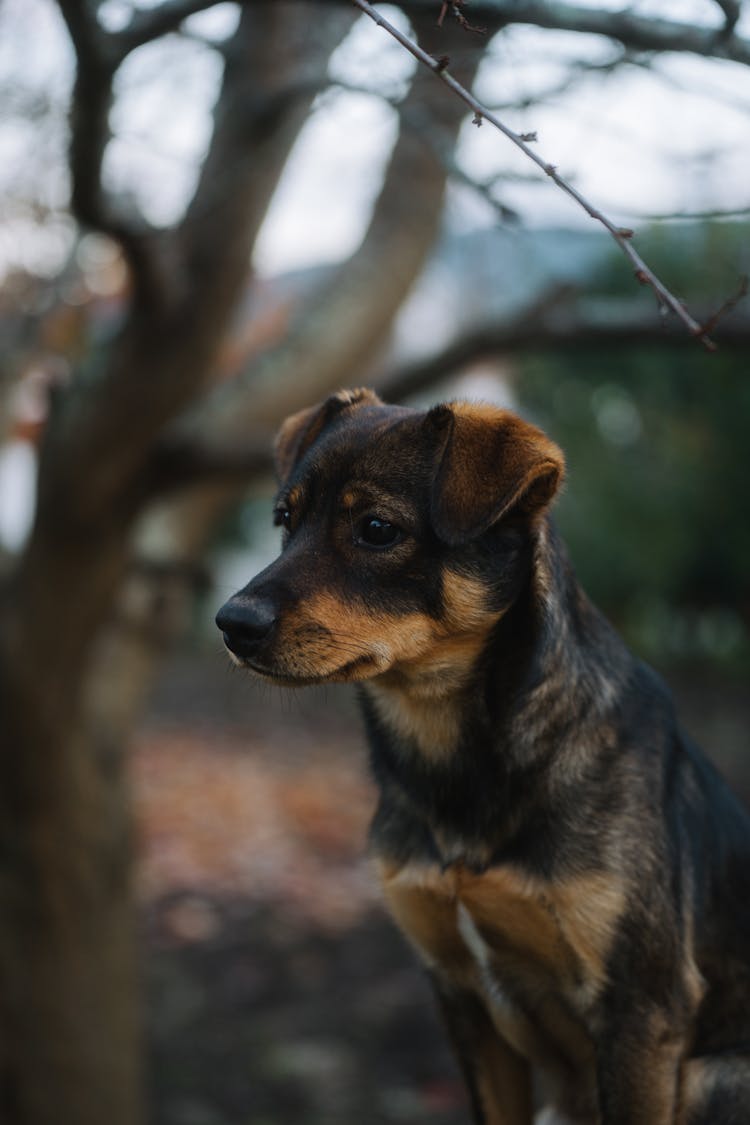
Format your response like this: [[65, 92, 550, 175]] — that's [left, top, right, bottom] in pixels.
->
[[215, 596, 277, 659]]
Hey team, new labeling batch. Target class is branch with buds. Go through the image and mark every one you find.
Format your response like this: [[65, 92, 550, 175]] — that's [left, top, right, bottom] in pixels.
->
[[350, 0, 745, 350]]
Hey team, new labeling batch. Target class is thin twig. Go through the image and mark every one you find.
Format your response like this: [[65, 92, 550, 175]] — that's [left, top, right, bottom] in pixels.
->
[[350, 0, 735, 349], [602, 204, 750, 223], [437, 0, 486, 34], [697, 274, 749, 337]]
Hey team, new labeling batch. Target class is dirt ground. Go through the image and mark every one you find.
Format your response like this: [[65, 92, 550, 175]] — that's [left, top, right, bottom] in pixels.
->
[[137, 659, 468, 1125], [136, 653, 750, 1125]]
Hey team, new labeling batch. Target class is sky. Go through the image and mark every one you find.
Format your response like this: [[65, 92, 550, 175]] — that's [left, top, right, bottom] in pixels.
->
[[1, 0, 749, 549], [0, 0, 749, 280]]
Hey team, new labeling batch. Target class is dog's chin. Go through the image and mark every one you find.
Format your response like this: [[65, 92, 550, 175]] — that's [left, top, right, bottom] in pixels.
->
[[227, 649, 386, 686]]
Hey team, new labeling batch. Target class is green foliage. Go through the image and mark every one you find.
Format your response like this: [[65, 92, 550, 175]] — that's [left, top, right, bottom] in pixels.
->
[[590, 220, 750, 301], [520, 328, 750, 670]]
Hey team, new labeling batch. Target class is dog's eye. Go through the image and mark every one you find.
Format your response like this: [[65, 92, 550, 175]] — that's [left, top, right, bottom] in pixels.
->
[[358, 516, 401, 549], [273, 507, 292, 529]]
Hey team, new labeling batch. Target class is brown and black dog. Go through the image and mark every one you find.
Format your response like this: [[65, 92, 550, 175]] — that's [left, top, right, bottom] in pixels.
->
[[216, 388, 750, 1124]]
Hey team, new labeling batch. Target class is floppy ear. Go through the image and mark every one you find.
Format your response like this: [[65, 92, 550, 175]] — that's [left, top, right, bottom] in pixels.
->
[[426, 402, 565, 545], [274, 387, 381, 482]]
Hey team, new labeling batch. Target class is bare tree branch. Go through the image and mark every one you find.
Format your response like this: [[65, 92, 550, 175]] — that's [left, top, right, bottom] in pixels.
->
[[57, 0, 164, 302], [56, 0, 117, 223], [142, 289, 750, 496], [114, 0, 223, 56], [713, 0, 741, 38], [176, 7, 353, 289], [370, 0, 750, 66], [207, 0, 750, 65], [694, 274, 749, 337], [43, 5, 347, 530], [378, 298, 750, 403], [351, 0, 738, 349], [164, 10, 486, 450], [622, 64, 750, 124], [145, 436, 273, 496], [609, 204, 750, 223], [487, 49, 629, 110]]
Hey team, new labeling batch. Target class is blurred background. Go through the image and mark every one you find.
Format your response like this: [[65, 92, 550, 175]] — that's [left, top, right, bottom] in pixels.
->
[[1, 2, 749, 1123]]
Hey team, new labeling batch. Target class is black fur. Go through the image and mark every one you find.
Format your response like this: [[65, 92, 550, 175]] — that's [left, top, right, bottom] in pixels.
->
[[217, 391, 750, 1124]]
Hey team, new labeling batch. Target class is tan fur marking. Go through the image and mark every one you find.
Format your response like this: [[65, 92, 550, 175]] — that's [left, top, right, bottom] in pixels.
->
[[366, 685, 463, 759], [547, 873, 629, 994], [286, 484, 303, 510], [460, 867, 627, 996], [683, 954, 706, 1018], [459, 870, 570, 981], [280, 591, 438, 680], [441, 571, 502, 632], [377, 860, 627, 1019], [272, 577, 503, 719], [366, 632, 487, 760], [449, 402, 563, 477], [609, 1009, 686, 1122], [474, 1042, 532, 1125], [261, 592, 435, 683], [681, 904, 707, 1015], [376, 859, 620, 1111], [683, 1057, 711, 1118], [337, 483, 415, 528], [431, 401, 565, 542], [375, 860, 475, 985], [364, 573, 504, 759]]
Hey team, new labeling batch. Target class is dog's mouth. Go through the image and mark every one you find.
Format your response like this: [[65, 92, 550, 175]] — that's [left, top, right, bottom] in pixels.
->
[[228, 649, 382, 686]]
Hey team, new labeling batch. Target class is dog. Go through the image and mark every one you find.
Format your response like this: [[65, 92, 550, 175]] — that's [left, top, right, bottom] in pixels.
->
[[216, 388, 750, 1124]]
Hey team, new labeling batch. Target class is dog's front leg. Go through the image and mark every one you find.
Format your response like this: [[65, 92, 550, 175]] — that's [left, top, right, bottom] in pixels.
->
[[596, 1013, 688, 1125], [433, 978, 533, 1125]]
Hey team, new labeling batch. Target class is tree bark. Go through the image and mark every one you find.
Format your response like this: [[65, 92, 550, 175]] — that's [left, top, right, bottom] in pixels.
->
[[0, 640, 142, 1125], [0, 7, 349, 1123]]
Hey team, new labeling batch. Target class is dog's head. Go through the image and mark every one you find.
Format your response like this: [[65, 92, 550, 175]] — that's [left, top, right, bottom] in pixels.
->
[[215, 388, 564, 687]]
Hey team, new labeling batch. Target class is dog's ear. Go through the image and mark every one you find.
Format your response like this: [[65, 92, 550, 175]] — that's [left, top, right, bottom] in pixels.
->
[[274, 387, 381, 482], [426, 402, 564, 545]]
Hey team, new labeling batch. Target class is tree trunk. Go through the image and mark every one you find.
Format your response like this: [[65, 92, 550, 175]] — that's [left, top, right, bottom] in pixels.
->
[[0, 709, 141, 1124], [0, 8, 481, 1120], [0, 7, 350, 1122], [0, 517, 142, 1124]]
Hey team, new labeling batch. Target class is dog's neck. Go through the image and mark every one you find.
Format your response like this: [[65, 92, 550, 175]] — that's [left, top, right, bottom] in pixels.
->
[[366, 520, 619, 758], [506, 520, 630, 755], [360, 518, 632, 869], [364, 625, 497, 763]]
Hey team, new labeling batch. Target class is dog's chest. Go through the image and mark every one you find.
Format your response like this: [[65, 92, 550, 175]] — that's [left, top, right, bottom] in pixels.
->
[[377, 858, 625, 1064]]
